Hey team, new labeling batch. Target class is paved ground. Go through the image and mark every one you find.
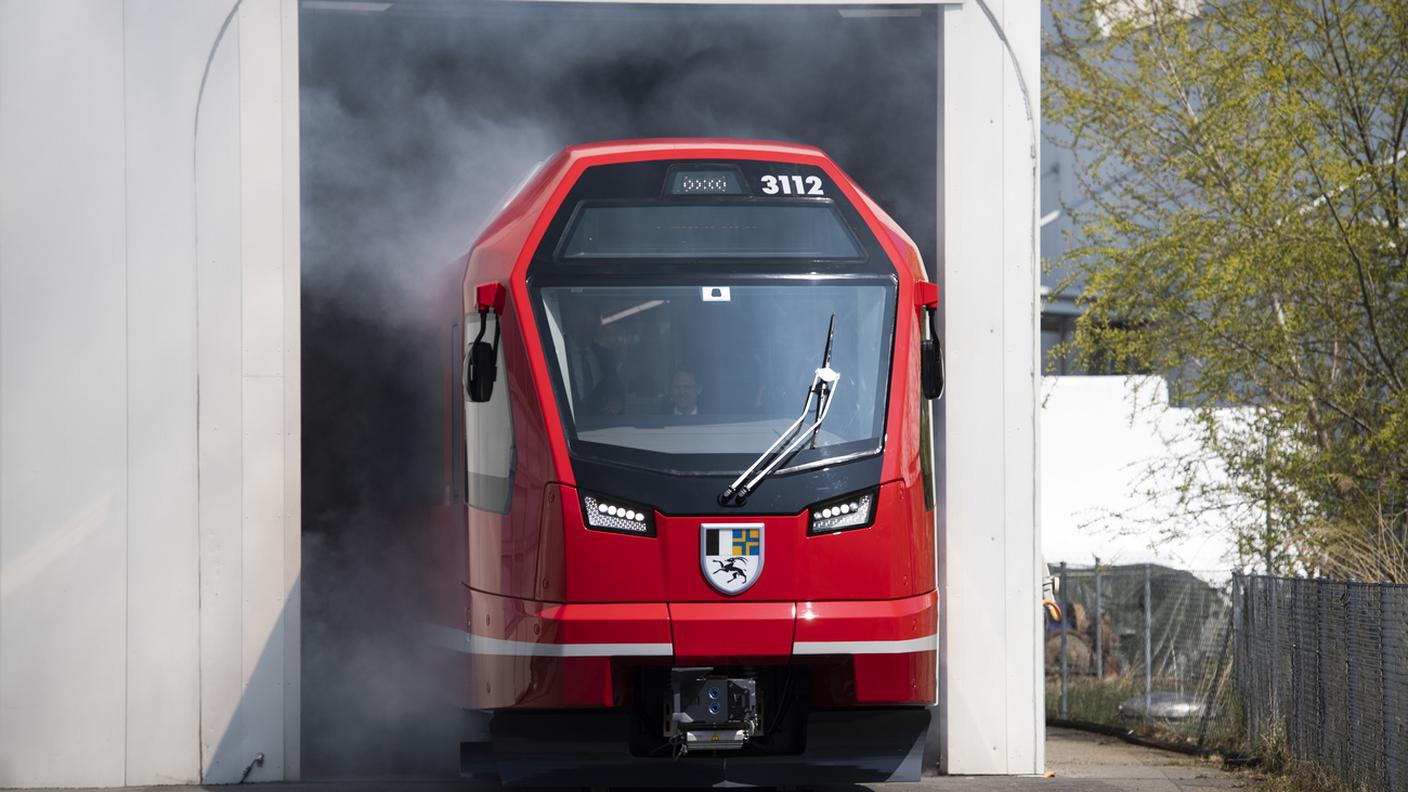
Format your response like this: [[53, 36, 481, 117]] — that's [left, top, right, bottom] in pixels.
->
[[5, 727, 1244, 792], [885, 727, 1242, 791]]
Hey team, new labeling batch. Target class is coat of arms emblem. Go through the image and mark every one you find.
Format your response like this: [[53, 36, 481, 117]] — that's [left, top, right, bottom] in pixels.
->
[[700, 523, 764, 595]]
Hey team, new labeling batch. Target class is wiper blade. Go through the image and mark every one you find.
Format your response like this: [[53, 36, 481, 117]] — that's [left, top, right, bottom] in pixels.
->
[[718, 316, 840, 507], [811, 314, 836, 449]]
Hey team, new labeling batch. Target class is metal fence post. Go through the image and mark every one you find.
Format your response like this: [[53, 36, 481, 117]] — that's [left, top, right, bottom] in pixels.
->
[[1269, 576, 1279, 728], [1059, 561, 1069, 719], [1293, 579, 1302, 760], [1381, 583, 1396, 792], [1094, 558, 1103, 680], [1255, 578, 1264, 739], [1232, 573, 1245, 733], [1144, 563, 1153, 720], [1347, 583, 1359, 785], [1317, 580, 1327, 766]]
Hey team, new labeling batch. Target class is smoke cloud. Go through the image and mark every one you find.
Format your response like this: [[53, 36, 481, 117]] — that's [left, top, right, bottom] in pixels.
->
[[299, 3, 939, 777]]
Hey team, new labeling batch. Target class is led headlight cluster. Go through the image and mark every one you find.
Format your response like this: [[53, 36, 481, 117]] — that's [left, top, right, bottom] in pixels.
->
[[581, 493, 656, 537], [808, 488, 878, 535]]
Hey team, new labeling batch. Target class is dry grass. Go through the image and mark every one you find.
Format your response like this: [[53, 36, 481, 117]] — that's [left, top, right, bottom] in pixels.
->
[[1240, 763, 1353, 792], [1234, 718, 1350, 792], [1292, 491, 1408, 583]]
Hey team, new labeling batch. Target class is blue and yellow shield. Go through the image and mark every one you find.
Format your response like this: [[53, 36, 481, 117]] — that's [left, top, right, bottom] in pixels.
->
[[700, 523, 764, 595]]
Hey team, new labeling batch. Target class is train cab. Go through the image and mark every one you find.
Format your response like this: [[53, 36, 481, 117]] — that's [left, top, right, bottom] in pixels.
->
[[441, 139, 944, 785]]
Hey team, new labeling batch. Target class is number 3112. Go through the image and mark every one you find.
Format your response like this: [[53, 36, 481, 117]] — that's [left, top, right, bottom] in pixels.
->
[[760, 174, 824, 196]]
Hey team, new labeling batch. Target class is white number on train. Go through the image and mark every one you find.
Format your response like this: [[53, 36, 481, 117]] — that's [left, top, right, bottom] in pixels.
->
[[760, 175, 825, 196]]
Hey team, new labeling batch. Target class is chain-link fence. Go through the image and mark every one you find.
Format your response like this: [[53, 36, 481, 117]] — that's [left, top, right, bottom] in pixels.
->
[[1234, 575, 1408, 791], [1045, 563, 1238, 748]]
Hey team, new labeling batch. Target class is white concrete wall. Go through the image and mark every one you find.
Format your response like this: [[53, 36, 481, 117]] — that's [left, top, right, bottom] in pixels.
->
[[1041, 376, 1239, 576], [0, 1, 300, 786], [939, 0, 1044, 775]]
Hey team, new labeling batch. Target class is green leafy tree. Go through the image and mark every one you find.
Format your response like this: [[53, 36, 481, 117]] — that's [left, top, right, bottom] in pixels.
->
[[1045, 0, 1408, 579]]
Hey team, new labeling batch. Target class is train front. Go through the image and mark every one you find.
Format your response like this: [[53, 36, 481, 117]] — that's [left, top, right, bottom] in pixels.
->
[[452, 140, 943, 785]]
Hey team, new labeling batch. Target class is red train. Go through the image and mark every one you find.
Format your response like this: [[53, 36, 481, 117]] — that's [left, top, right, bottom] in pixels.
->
[[437, 139, 944, 785]]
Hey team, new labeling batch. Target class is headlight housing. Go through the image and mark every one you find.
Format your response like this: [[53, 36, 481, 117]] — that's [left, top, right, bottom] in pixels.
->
[[581, 492, 656, 537], [807, 487, 878, 535]]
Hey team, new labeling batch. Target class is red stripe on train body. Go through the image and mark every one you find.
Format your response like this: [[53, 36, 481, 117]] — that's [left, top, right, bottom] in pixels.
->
[[435, 139, 944, 784]]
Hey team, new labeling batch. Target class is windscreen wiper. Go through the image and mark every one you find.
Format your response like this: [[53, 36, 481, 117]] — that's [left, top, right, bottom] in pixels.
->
[[718, 315, 840, 507]]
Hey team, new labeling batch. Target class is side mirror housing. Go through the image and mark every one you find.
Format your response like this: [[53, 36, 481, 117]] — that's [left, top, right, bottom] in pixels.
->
[[465, 281, 505, 403], [921, 338, 945, 400], [915, 280, 944, 400], [465, 339, 497, 403]]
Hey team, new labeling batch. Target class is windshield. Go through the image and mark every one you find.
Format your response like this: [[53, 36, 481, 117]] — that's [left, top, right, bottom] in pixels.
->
[[535, 281, 895, 474]]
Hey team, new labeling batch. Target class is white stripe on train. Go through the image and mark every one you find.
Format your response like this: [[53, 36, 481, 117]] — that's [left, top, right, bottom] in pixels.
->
[[792, 634, 938, 655], [427, 625, 938, 657]]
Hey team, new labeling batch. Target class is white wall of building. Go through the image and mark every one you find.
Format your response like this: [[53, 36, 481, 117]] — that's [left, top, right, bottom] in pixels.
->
[[0, 0, 300, 785], [939, 0, 1044, 775], [1041, 376, 1239, 576]]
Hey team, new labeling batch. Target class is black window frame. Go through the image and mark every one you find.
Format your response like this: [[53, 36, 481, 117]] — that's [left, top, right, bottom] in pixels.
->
[[552, 196, 867, 263]]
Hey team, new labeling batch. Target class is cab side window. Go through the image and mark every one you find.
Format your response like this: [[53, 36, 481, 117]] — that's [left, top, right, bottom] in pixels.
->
[[464, 312, 515, 513]]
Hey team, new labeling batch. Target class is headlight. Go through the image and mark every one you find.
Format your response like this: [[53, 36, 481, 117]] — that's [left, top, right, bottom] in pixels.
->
[[807, 488, 878, 535], [581, 492, 656, 537]]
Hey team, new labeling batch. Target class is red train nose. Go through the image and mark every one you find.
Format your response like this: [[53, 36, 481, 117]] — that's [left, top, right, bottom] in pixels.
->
[[439, 140, 940, 781]]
